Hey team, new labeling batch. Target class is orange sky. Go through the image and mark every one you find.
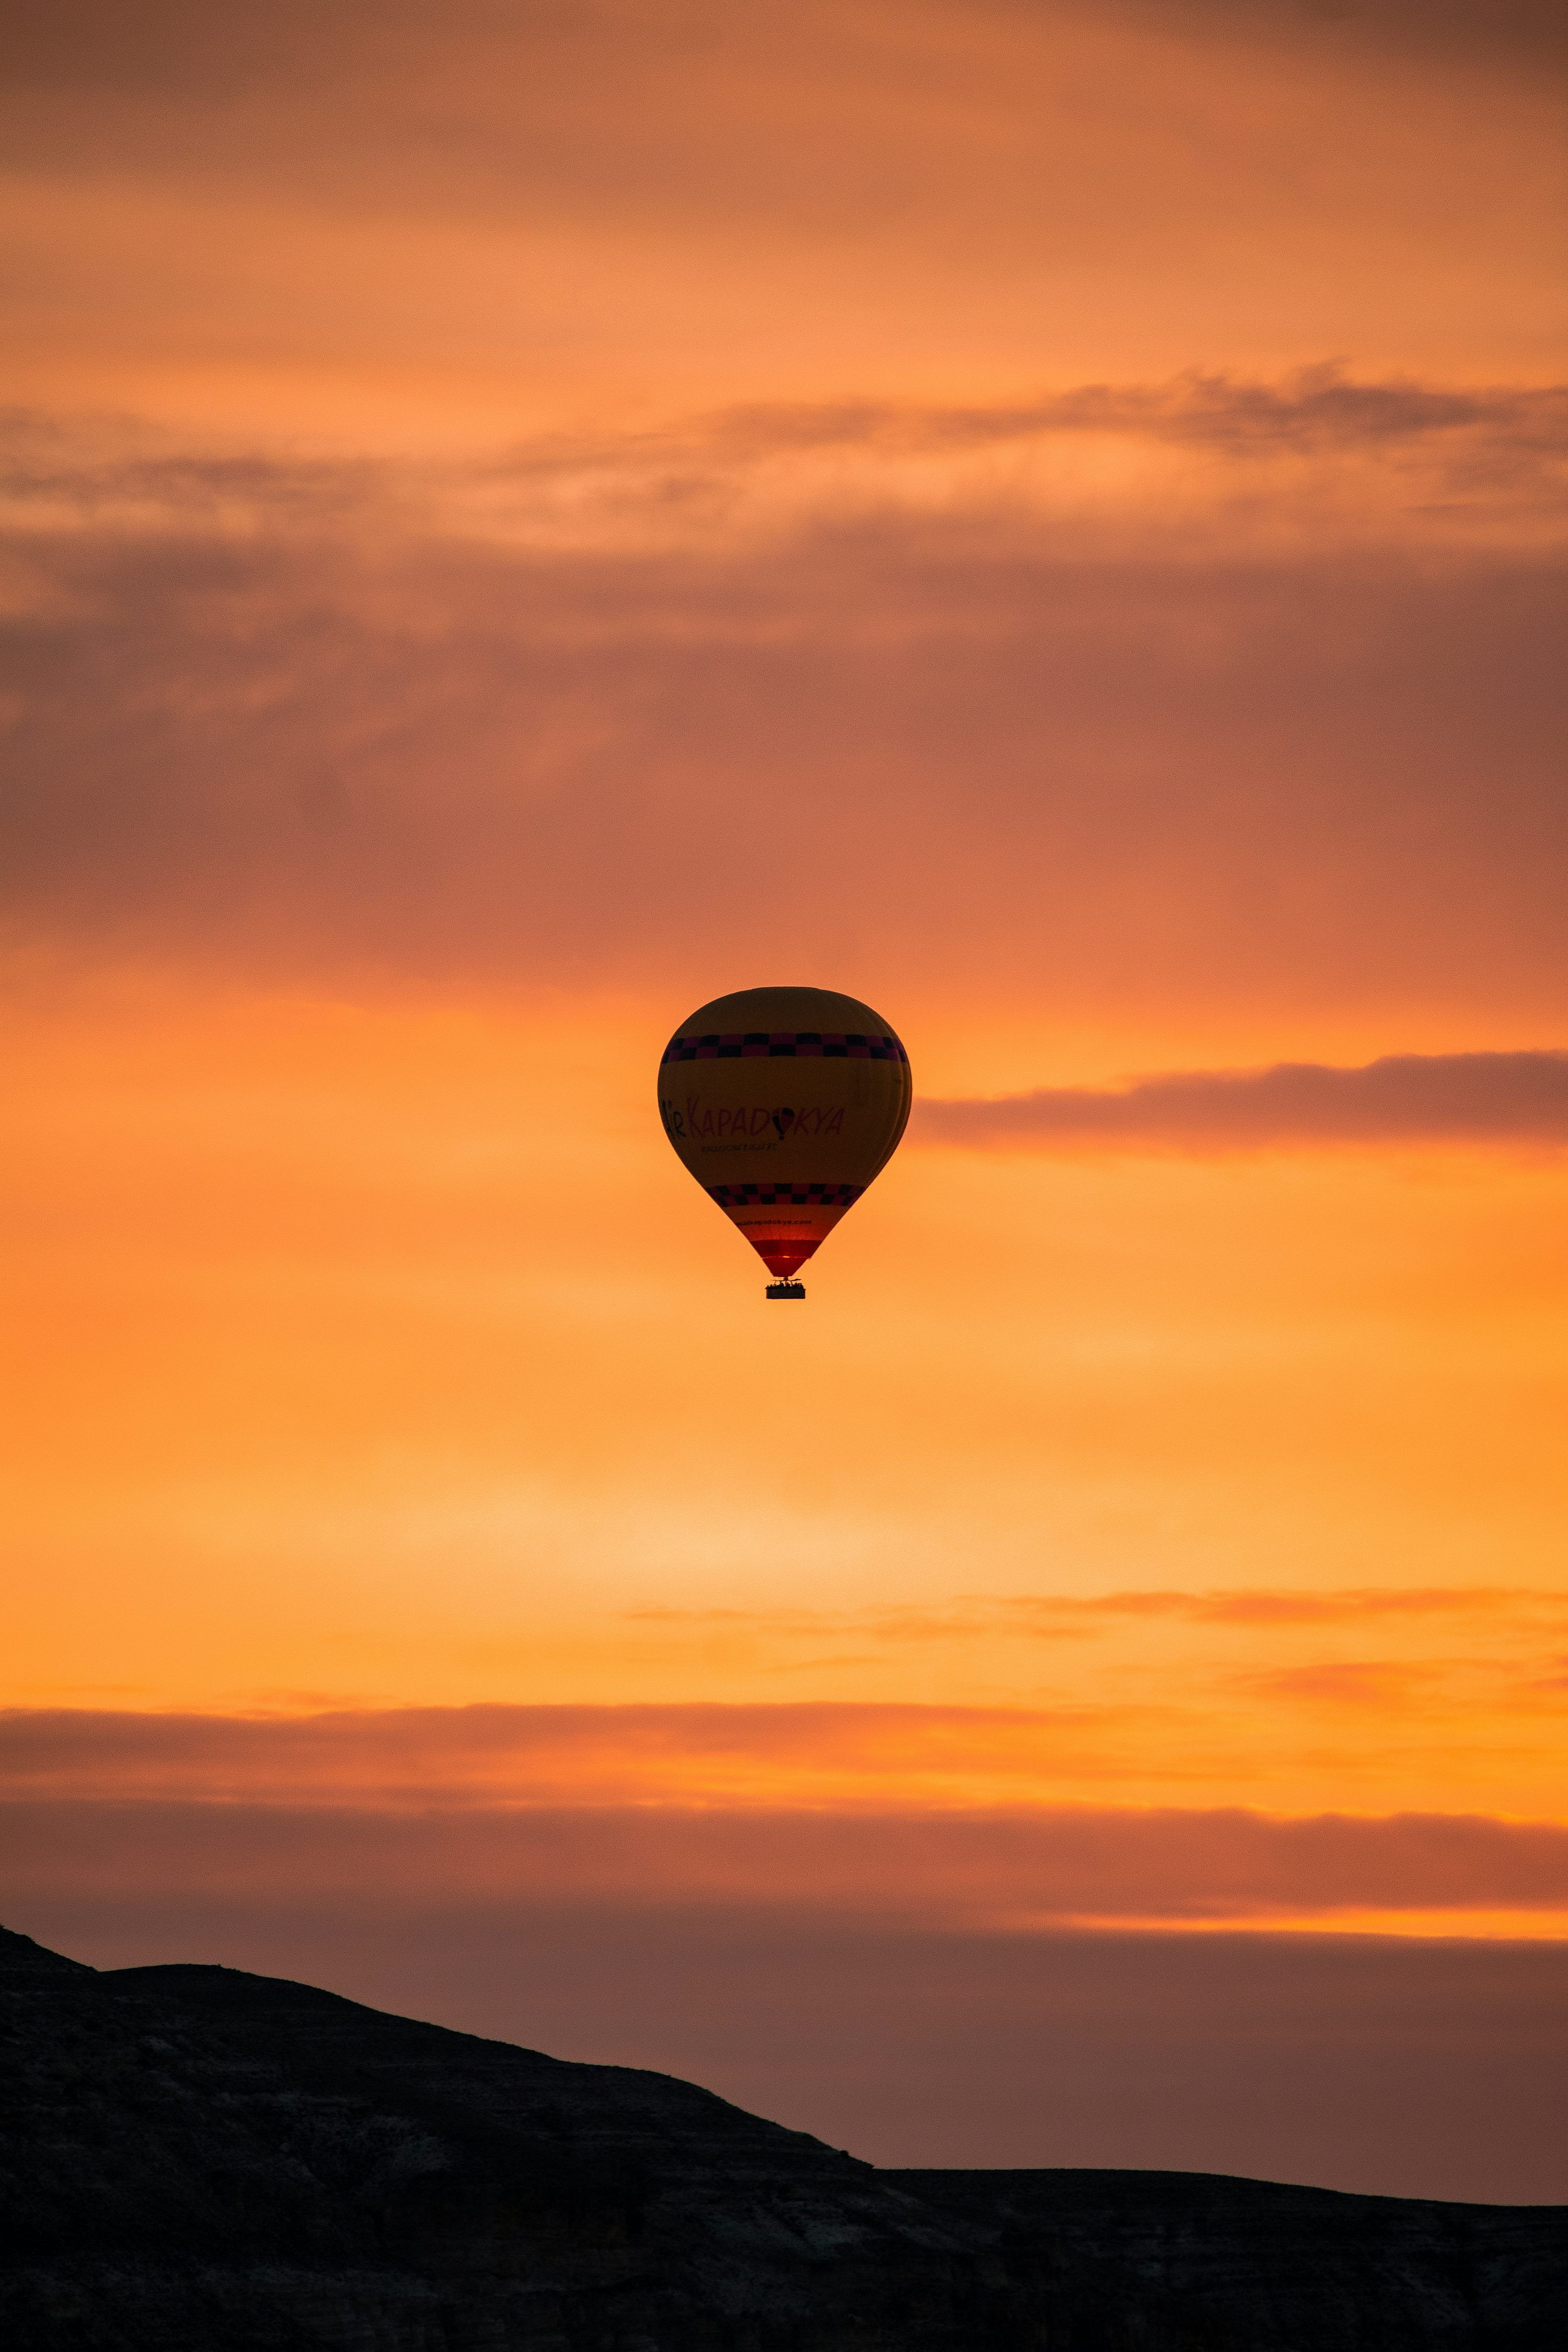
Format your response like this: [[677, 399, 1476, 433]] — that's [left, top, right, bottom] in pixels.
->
[[3, 0, 1566, 2193]]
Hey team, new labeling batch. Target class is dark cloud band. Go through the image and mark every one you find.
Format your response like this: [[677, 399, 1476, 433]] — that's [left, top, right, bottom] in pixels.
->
[[917, 1051, 1568, 1152]]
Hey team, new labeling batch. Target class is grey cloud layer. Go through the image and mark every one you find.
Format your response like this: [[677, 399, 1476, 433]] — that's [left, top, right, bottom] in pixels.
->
[[918, 1052, 1568, 1154]]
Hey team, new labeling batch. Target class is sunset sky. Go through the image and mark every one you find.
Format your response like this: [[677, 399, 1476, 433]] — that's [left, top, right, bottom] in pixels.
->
[[4, 0, 1567, 2199]]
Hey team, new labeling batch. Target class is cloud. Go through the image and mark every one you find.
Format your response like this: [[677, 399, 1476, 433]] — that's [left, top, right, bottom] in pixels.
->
[[5, 1, 1561, 514], [2, 1688, 1561, 1818], [7, 366, 1564, 524], [633, 1585, 1565, 1640], [6, 1784, 1568, 1945], [0, 1702, 1159, 1808], [2, 411, 1564, 1013], [8, 1, 1562, 113], [1170, 0, 1568, 77], [1074, 1585, 1563, 1625], [683, 369, 1568, 475], [5, 1768, 1568, 1921], [0, 433, 380, 526], [917, 1052, 1568, 1155], [1240, 1661, 1435, 1707]]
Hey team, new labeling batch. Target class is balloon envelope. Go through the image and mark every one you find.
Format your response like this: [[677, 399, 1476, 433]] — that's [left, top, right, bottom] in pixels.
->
[[658, 986, 912, 1282]]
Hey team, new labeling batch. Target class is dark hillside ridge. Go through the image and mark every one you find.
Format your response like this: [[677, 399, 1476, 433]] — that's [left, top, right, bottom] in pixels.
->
[[2, 1922, 1563, 2349]]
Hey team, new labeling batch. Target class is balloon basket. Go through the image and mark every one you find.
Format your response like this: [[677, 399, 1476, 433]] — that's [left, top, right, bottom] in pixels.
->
[[765, 1281, 807, 1301]]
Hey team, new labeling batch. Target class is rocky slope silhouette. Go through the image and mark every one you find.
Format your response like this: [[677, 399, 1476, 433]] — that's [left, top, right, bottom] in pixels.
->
[[2, 1922, 1562, 2348]]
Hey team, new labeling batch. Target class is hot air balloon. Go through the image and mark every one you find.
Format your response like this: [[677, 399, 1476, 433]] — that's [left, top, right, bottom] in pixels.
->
[[658, 986, 912, 1297]]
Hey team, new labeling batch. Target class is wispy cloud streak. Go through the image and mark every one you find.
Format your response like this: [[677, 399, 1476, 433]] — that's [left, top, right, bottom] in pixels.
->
[[2, 1672, 1561, 1812], [917, 1051, 1568, 1155], [5, 368, 1564, 526], [633, 1584, 1564, 1635], [676, 370, 1568, 474], [0, 1703, 1152, 1806]]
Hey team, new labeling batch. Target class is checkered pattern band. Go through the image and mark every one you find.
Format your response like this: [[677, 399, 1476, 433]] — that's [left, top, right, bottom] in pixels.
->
[[662, 1031, 907, 1065], [707, 1182, 864, 1208]]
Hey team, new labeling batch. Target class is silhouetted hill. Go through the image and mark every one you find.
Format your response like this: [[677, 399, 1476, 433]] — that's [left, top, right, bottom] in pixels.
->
[[2, 1921, 1563, 2348]]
